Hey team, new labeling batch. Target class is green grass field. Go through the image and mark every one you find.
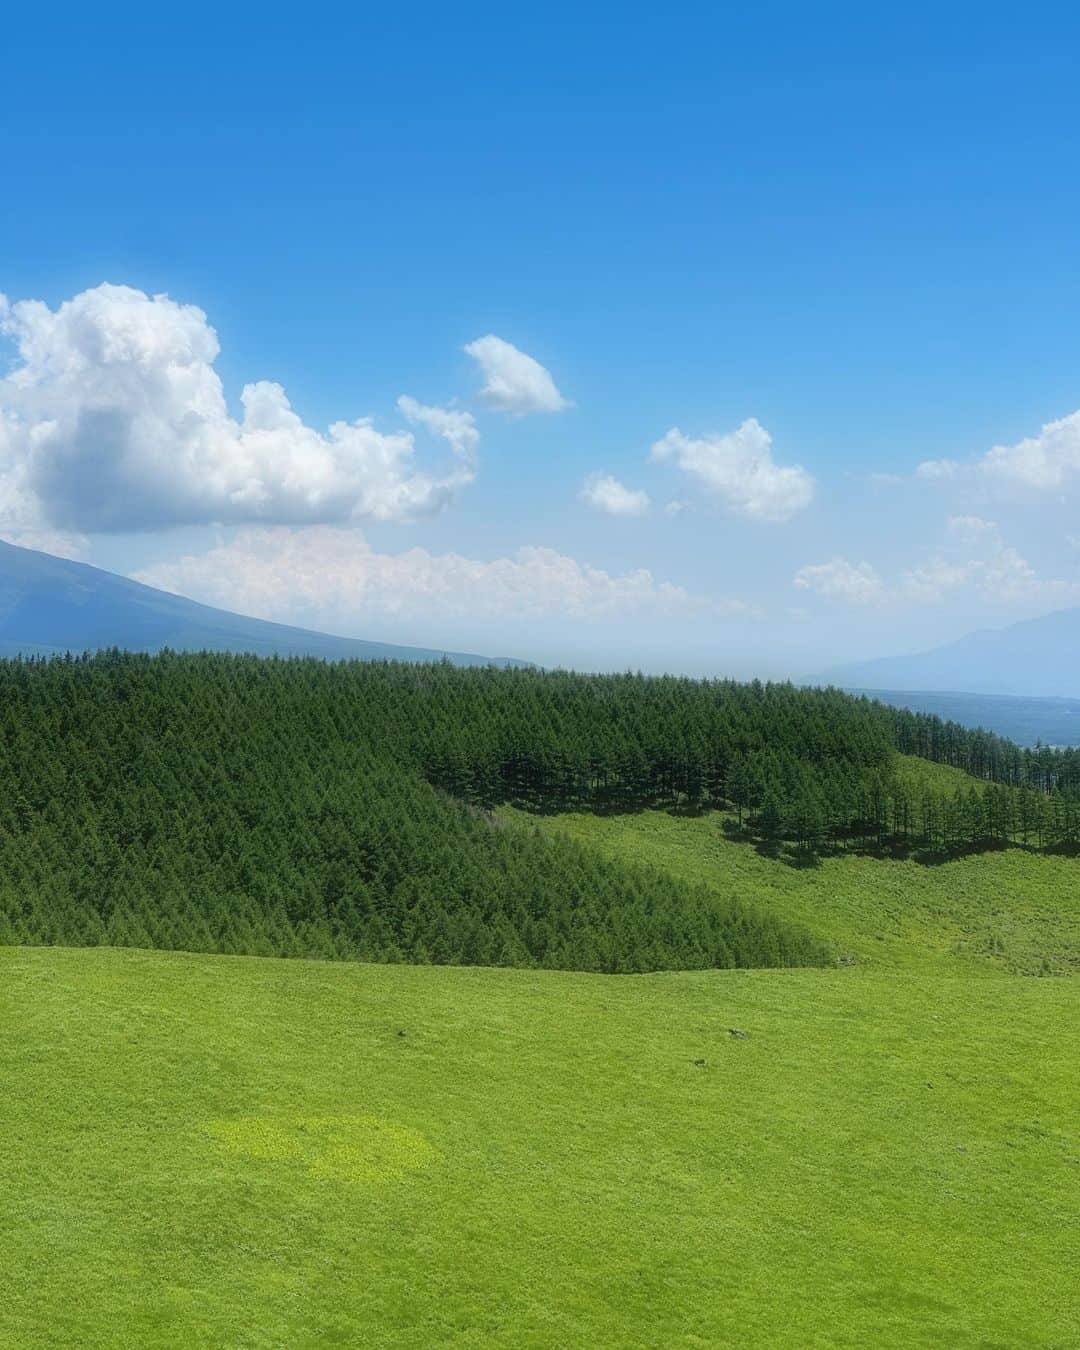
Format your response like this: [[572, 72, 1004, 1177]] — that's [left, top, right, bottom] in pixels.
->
[[4, 751, 1079, 1348], [507, 761, 1080, 979], [3, 942, 1078, 1348]]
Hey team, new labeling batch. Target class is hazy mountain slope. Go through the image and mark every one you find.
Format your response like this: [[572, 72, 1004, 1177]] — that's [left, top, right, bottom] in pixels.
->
[[818, 605, 1080, 698], [0, 539, 521, 665], [843, 688, 1080, 747]]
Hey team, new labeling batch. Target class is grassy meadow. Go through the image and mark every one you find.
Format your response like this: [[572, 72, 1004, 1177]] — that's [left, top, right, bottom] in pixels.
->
[[4, 740, 1078, 1347], [509, 756, 1080, 978], [3, 941, 1078, 1348]]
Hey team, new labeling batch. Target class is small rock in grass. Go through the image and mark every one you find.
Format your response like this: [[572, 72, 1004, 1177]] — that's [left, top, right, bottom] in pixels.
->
[[728, 1028, 749, 1039]]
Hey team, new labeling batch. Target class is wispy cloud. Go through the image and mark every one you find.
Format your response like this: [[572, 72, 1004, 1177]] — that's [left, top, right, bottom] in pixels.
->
[[794, 516, 1080, 610], [135, 526, 703, 625]]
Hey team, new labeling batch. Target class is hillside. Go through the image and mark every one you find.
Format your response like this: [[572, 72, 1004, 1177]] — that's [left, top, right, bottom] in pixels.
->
[[1, 652, 1077, 974], [818, 604, 1080, 698], [0, 538, 520, 666], [4, 658, 1078, 1346], [506, 755, 1080, 976], [2, 945, 1076, 1348], [0, 653, 845, 973], [511, 783, 1080, 978]]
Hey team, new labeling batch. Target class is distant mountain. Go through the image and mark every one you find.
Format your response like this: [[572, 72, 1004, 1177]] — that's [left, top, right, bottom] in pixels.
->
[[0, 539, 524, 667], [817, 606, 1080, 700]]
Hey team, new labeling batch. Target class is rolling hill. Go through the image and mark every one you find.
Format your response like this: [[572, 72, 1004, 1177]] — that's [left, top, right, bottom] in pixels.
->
[[1, 652, 1076, 971], [818, 604, 1080, 699], [2, 657, 1077, 1346], [513, 768, 1080, 976], [0, 538, 520, 666]]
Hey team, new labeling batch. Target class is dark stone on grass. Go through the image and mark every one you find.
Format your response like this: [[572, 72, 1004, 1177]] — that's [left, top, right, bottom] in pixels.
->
[[728, 1028, 749, 1039]]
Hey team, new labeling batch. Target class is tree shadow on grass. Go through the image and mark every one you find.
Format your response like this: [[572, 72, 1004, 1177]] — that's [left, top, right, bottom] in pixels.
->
[[764, 836, 1035, 870], [475, 792, 1073, 870]]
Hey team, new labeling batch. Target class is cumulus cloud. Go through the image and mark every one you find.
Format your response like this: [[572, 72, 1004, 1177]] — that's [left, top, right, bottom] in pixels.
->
[[913, 408, 1080, 493], [794, 558, 887, 606], [795, 517, 1080, 610], [580, 472, 650, 517], [0, 283, 477, 534], [980, 409, 1080, 490], [463, 334, 570, 415], [134, 527, 702, 625], [650, 418, 815, 523]]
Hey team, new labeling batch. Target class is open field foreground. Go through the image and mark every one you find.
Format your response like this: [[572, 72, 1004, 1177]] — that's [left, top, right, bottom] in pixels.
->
[[3, 945, 1077, 1348]]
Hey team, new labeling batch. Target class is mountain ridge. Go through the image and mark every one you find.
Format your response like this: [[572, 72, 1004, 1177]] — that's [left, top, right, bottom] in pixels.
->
[[0, 538, 524, 667], [816, 603, 1080, 699]]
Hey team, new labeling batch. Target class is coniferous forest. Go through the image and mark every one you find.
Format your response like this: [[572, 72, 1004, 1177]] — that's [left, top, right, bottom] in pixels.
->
[[0, 651, 1077, 973]]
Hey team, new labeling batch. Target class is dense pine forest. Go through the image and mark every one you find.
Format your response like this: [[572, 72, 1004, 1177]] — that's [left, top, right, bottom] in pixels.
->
[[0, 652, 1077, 973], [420, 665, 1080, 853]]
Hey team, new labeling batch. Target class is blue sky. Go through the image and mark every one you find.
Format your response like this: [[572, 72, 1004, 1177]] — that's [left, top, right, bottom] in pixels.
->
[[3, 2, 1080, 673]]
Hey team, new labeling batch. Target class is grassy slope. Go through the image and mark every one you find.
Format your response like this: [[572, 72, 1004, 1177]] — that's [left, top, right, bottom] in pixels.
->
[[892, 752, 987, 795], [507, 757, 1080, 978], [2, 945, 1078, 1349], [4, 755, 1078, 1346]]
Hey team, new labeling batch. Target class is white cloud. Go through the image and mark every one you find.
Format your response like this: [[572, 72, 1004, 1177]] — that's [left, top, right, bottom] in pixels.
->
[[944, 514, 997, 545], [463, 334, 570, 415], [396, 395, 478, 463], [133, 527, 702, 625], [980, 409, 1080, 490], [915, 458, 959, 481], [913, 409, 1080, 493], [580, 472, 650, 517], [795, 518, 1080, 611], [650, 418, 815, 523], [0, 283, 477, 533], [794, 558, 887, 606]]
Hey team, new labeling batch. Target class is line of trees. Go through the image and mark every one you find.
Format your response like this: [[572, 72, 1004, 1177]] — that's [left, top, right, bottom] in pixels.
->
[[749, 779, 1080, 857], [888, 706, 1080, 793], [418, 670, 1080, 856]]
